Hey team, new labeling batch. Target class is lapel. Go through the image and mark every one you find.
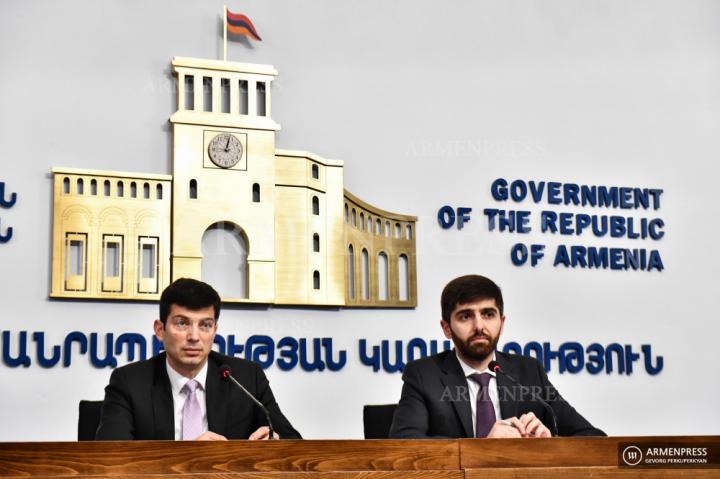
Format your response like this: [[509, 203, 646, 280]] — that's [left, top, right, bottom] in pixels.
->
[[495, 351, 519, 420], [151, 353, 175, 440], [205, 353, 229, 435], [439, 351, 474, 438]]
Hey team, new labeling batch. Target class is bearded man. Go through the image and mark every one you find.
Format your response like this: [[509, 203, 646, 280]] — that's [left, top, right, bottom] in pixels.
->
[[389, 274, 605, 439]]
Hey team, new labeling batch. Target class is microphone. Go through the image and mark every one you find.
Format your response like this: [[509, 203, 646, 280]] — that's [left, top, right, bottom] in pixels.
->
[[488, 360, 558, 437], [219, 364, 276, 440]]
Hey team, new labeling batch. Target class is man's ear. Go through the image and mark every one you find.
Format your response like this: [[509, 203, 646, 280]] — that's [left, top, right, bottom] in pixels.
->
[[440, 319, 452, 339], [153, 319, 165, 341], [499, 315, 506, 336]]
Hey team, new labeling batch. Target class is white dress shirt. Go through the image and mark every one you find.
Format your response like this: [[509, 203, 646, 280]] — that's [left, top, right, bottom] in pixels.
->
[[166, 360, 209, 440], [455, 350, 502, 437]]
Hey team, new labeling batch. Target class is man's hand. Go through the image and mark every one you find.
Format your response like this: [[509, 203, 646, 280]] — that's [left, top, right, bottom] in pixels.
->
[[193, 431, 227, 441], [518, 411, 551, 438], [249, 426, 279, 440], [486, 413, 551, 439], [486, 418, 523, 438]]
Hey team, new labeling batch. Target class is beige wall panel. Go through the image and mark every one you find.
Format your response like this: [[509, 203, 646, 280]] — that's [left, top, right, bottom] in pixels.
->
[[307, 208, 327, 305], [275, 186, 309, 304], [343, 193, 417, 308], [275, 154, 329, 193], [323, 166, 346, 305], [246, 260, 275, 303], [51, 171, 171, 300], [172, 256, 202, 280], [275, 155, 308, 187], [273, 176, 343, 306]]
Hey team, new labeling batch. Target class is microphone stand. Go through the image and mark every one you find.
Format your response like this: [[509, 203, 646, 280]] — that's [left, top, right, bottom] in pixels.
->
[[222, 369, 276, 440]]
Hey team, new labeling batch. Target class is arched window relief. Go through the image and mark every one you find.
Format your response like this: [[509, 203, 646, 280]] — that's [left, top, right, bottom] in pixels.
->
[[90, 179, 97, 196], [367, 216, 372, 231], [398, 254, 409, 301], [311, 163, 319, 179], [63, 177, 70, 194], [143, 182, 150, 199], [378, 252, 389, 301], [201, 221, 248, 299], [345, 203, 349, 223], [313, 233, 320, 252], [203, 76, 213, 112], [351, 208, 357, 227], [220, 78, 230, 113], [360, 212, 365, 230], [406, 224, 413, 240], [252, 183, 260, 203], [189, 179, 198, 199], [238, 79, 248, 114], [156, 184, 163, 200], [185, 75, 195, 110], [76, 178, 84, 195], [375, 219, 381, 235], [313, 270, 320, 290], [256, 82, 267, 116], [385, 221, 391, 238], [117, 181, 124, 197], [361, 248, 369, 300], [130, 182, 137, 198], [103, 180, 111, 197], [312, 196, 320, 215], [395, 223, 401, 238], [347, 245, 355, 299]]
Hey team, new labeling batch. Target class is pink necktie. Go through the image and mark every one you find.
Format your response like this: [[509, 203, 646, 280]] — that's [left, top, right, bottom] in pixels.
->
[[181, 379, 202, 440]]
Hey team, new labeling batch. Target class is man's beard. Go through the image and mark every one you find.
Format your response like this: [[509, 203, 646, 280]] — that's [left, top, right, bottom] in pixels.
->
[[451, 330, 500, 362]]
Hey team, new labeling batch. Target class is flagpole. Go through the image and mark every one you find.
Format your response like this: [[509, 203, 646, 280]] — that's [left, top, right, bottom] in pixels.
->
[[223, 5, 228, 61]]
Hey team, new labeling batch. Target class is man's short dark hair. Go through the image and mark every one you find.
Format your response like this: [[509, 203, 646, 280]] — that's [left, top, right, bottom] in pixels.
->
[[159, 278, 221, 324], [441, 274, 504, 322]]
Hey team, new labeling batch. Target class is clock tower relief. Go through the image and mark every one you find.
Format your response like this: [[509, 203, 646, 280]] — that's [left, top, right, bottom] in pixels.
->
[[170, 57, 279, 302]]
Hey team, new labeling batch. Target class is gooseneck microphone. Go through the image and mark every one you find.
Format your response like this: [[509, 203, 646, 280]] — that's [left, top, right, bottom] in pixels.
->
[[219, 364, 276, 440], [488, 360, 558, 437]]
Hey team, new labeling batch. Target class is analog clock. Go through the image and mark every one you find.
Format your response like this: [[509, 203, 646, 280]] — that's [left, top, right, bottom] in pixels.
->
[[208, 133, 243, 168]]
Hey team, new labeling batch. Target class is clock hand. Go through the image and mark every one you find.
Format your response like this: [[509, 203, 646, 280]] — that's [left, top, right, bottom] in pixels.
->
[[225, 135, 231, 152]]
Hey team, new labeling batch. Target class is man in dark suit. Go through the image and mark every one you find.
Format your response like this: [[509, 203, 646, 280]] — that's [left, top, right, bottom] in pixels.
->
[[96, 278, 301, 440], [390, 274, 604, 439]]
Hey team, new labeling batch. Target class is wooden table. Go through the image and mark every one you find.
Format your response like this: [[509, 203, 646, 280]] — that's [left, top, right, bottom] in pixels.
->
[[0, 436, 717, 478]]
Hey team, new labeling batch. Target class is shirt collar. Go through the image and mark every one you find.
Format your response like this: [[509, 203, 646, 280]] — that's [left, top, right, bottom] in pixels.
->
[[166, 358, 208, 396], [455, 349, 497, 378]]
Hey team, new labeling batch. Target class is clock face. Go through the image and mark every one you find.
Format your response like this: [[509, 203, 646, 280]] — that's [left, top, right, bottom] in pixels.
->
[[208, 133, 243, 168]]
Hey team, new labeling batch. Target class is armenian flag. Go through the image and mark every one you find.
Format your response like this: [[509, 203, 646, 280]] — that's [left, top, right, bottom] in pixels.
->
[[226, 9, 262, 41]]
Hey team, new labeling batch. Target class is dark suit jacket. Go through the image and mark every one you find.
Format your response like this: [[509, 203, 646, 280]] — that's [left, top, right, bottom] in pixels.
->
[[95, 351, 301, 440], [389, 350, 605, 438]]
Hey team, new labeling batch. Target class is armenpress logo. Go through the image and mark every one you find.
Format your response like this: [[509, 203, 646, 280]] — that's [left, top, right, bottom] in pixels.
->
[[622, 446, 643, 466]]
